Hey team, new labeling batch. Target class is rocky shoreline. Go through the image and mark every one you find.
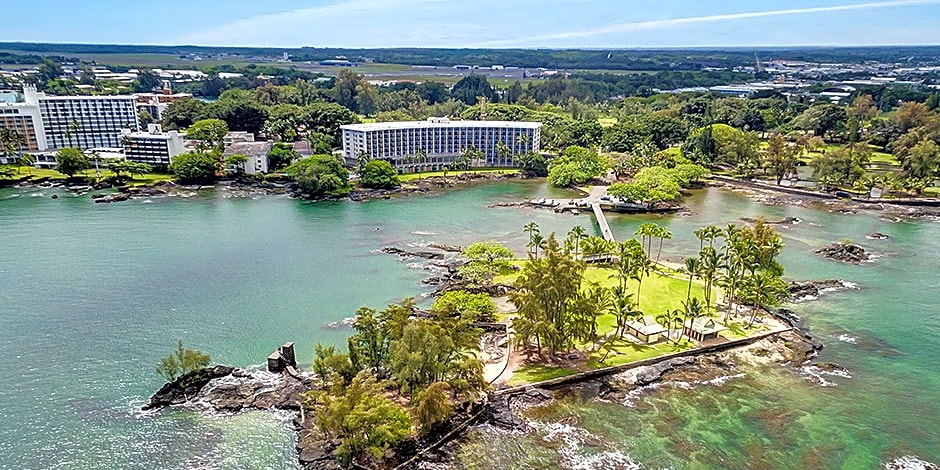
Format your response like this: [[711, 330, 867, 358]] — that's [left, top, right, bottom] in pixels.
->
[[9, 171, 524, 205]]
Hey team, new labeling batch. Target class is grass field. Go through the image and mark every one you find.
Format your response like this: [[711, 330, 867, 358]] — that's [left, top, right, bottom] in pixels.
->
[[507, 364, 577, 386], [1, 167, 173, 186], [399, 168, 519, 182]]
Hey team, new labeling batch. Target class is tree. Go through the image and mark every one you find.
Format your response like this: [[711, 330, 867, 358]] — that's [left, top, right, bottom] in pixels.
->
[[334, 69, 365, 112], [451, 74, 497, 106], [224, 154, 248, 175], [892, 101, 933, 133], [900, 139, 940, 181], [547, 145, 608, 187], [459, 241, 515, 285], [509, 234, 586, 356], [431, 291, 497, 323], [740, 271, 789, 328], [312, 343, 358, 385], [54, 148, 89, 177], [763, 134, 799, 185], [105, 160, 152, 179], [567, 225, 587, 258], [411, 382, 454, 433], [268, 142, 300, 171], [187, 118, 230, 155], [307, 371, 411, 466], [155, 340, 211, 382], [168, 152, 218, 183], [793, 104, 848, 139], [285, 155, 351, 197], [359, 160, 400, 189], [161, 97, 208, 130], [133, 70, 162, 93], [138, 109, 155, 127], [810, 144, 870, 187]]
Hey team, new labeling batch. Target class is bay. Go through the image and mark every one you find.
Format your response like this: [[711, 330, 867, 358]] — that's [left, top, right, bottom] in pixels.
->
[[0, 181, 937, 469]]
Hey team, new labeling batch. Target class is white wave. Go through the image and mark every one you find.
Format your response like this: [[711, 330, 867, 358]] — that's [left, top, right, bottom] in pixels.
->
[[883, 455, 940, 470], [800, 364, 852, 387], [529, 421, 641, 470], [406, 262, 425, 270], [412, 231, 437, 236], [838, 334, 859, 344]]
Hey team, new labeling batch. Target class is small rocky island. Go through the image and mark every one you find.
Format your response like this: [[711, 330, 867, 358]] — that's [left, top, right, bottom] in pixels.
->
[[815, 241, 874, 264]]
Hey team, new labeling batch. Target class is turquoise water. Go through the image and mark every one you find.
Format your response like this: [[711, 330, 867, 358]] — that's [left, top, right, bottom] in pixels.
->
[[0, 182, 938, 469]]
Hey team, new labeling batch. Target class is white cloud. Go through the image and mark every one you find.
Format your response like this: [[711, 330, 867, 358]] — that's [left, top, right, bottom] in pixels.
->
[[485, 0, 940, 46], [177, 0, 452, 46]]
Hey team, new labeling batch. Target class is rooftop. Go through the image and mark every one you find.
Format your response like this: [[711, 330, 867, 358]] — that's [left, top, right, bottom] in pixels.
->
[[225, 141, 273, 156], [341, 118, 542, 132]]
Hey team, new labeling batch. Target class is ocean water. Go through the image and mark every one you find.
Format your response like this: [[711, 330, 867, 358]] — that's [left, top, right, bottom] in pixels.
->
[[0, 182, 937, 469]]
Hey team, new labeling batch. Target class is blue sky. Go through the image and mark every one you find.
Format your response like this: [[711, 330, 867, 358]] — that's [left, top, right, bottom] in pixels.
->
[[4, 0, 940, 48]]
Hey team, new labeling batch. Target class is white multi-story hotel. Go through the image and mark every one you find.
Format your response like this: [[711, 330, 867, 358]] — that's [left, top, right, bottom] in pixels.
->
[[0, 102, 46, 162], [24, 85, 138, 150], [341, 118, 541, 172], [121, 124, 185, 167]]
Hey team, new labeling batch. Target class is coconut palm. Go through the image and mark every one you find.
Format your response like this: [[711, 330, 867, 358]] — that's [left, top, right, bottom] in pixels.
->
[[655, 309, 683, 343], [741, 271, 789, 329], [682, 257, 702, 304], [653, 226, 672, 263], [567, 225, 587, 258], [698, 246, 721, 312], [681, 297, 707, 341], [523, 221, 540, 254], [529, 232, 545, 260]]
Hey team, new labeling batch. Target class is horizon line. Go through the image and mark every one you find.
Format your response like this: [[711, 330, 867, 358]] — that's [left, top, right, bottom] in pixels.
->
[[3, 40, 940, 51]]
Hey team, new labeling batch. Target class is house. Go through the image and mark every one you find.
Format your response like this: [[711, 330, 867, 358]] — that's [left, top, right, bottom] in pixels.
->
[[624, 315, 668, 344], [224, 140, 272, 175], [683, 317, 728, 342]]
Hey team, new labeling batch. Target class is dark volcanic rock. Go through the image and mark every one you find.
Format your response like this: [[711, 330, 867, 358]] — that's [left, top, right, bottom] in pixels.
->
[[815, 242, 873, 264], [380, 246, 445, 260], [788, 279, 853, 301], [866, 232, 890, 240], [143, 366, 310, 412], [143, 366, 235, 410], [741, 216, 801, 225]]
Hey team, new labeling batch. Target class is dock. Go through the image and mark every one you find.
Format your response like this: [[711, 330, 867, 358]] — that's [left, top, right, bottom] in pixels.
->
[[591, 202, 615, 242]]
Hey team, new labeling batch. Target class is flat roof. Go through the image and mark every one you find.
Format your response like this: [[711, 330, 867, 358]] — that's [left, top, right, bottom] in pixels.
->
[[341, 119, 542, 132]]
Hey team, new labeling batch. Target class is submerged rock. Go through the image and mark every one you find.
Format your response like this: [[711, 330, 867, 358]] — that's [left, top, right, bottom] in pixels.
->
[[815, 242, 873, 264], [867, 232, 890, 240]]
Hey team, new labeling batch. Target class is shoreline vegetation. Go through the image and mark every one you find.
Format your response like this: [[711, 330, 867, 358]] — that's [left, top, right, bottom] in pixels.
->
[[140, 187, 852, 468]]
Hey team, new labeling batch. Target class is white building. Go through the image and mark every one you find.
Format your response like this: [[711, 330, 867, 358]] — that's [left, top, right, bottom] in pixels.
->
[[24, 85, 138, 150], [0, 101, 47, 160], [340, 118, 542, 172], [121, 124, 185, 167], [224, 140, 271, 175]]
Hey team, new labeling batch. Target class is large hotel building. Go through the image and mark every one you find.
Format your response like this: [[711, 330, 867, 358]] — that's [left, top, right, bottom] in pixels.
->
[[341, 118, 542, 172], [23, 85, 139, 150]]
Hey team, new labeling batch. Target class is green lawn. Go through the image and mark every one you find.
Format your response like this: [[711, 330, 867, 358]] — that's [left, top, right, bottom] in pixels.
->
[[507, 364, 577, 386], [587, 338, 693, 368], [399, 168, 519, 182], [1, 167, 173, 186], [497, 263, 711, 320]]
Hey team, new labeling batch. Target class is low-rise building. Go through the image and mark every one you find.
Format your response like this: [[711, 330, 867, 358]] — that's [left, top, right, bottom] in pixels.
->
[[224, 140, 272, 175], [121, 124, 185, 168]]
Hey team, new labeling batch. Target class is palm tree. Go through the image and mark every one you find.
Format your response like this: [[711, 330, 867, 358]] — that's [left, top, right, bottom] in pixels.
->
[[631, 252, 652, 309], [567, 225, 587, 258], [65, 119, 81, 148], [655, 309, 683, 343], [682, 257, 702, 304], [681, 297, 706, 341], [698, 246, 721, 312], [19, 153, 34, 175], [529, 232, 545, 260], [742, 271, 789, 329], [523, 221, 540, 252], [654, 226, 672, 263], [635, 222, 660, 257]]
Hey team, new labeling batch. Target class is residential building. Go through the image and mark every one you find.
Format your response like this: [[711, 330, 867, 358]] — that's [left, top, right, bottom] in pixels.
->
[[224, 140, 272, 175], [122, 124, 185, 167], [0, 102, 47, 161], [24, 85, 138, 150], [340, 118, 542, 172]]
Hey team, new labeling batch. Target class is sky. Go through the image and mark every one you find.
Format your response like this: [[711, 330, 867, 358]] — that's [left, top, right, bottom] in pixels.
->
[[3, 0, 940, 48]]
